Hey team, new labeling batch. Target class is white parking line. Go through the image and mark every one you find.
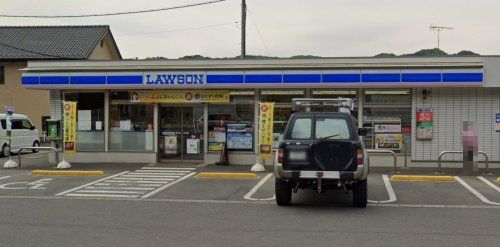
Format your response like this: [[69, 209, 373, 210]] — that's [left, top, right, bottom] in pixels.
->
[[0, 176, 10, 180], [368, 175, 397, 204], [455, 176, 500, 206], [141, 167, 196, 170], [64, 193, 139, 198], [127, 172, 189, 175], [112, 177, 175, 181], [77, 190, 145, 194], [244, 173, 276, 201], [140, 172, 196, 199], [55, 171, 129, 196], [86, 186, 156, 191], [477, 176, 500, 193], [104, 180, 167, 184], [120, 175, 181, 178]]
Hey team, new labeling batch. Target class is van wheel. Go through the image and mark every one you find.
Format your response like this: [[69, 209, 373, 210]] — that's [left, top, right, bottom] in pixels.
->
[[32, 141, 40, 153], [353, 180, 368, 208], [1, 144, 10, 157], [275, 179, 292, 206]]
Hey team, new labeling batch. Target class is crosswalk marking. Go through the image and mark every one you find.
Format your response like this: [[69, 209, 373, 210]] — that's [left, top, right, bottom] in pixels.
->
[[121, 174, 182, 178], [57, 167, 196, 198], [141, 167, 196, 170]]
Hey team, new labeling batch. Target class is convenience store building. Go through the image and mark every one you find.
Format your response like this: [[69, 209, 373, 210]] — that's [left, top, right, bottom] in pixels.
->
[[21, 57, 500, 164]]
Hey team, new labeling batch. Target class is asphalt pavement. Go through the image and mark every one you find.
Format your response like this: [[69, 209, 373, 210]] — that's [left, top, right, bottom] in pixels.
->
[[0, 152, 499, 246]]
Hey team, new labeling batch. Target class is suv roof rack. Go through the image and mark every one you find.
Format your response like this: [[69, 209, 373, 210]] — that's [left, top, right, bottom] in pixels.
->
[[292, 98, 355, 114]]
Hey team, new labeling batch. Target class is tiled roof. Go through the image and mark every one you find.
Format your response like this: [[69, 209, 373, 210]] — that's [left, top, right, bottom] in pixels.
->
[[0, 25, 117, 60]]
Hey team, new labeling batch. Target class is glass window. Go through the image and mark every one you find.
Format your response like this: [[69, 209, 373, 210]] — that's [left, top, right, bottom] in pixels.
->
[[312, 90, 357, 99], [290, 118, 312, 139], [208, 91, 255, 152], [315, 118, 350, 139], [365, 90, 411, 105], [21, 120, 32, 129], [11, 119, 23, 129], [64, 93, 105, 151], [0, 66, 4, 84], [261, 90, 304, 148], [109, 103, 154, 151]]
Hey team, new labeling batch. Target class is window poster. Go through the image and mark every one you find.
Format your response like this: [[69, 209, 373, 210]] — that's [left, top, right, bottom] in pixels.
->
[[416, 107, 433, 140], [375, 134, 403, 150], [496, 113, 500, 133], [227, 132, 253, 150], [77, 110, 92, 131]]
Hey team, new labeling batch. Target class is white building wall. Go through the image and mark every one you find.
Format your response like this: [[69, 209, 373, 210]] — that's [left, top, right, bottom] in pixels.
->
[[411, 88, 500, 161]]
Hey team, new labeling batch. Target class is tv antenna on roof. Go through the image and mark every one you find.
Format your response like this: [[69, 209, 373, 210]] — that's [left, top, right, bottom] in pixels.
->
[[430, 25, 453, 52]]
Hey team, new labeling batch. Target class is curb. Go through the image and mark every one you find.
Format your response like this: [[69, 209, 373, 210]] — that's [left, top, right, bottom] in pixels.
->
[[31, 170, 104, 176], [391, 175, 455, 182], [196, 172, 257, 179]]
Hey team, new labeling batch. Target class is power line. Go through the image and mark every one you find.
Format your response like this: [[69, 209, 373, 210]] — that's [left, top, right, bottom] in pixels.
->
[[247, 6, 270, 56], [0, 0, 226, 18], [0, 41, 71, 59], [116, 21, 238, 37]]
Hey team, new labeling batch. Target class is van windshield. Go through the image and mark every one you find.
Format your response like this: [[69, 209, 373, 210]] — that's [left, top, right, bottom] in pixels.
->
[[315, 118, 351, 140]]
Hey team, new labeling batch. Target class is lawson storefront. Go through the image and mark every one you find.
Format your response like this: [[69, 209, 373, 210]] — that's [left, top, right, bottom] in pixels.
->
[[21, 57, 500, 164]]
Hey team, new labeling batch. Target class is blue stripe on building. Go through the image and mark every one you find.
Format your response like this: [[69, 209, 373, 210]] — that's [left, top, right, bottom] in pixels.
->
[[207, 74, 244, 84], [70, 76, 106, 84], [21, 76, 39, 85], [283, 74, 321, 83], [245, 74, 282, 83], [107, 75, 143, 84], [442, 73, 483, 82], [322, 74, 360, 83], [402, 73, 441, 83], [362, 73, 400, 83], [39, 76, 69, 85]]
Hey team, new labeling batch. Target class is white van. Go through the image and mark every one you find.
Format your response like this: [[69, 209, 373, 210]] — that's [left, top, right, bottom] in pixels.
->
[[0, 114, 40, 156]]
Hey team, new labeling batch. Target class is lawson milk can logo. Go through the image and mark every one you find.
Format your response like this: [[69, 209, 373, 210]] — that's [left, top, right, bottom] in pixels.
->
[[144, 72, 205, 85]]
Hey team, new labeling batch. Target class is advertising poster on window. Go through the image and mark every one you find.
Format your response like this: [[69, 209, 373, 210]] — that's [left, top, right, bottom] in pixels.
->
[[259, 102, 274, 158], [130, 90, 229, 103], [186, 139, 200, 154], [374, 124, 402, 133], [164, 136, 177, 154], [496, 114, 500, 133], [416, 107, 433, 140], [375, 134, 403, 150], [63, 101, 77, 155]]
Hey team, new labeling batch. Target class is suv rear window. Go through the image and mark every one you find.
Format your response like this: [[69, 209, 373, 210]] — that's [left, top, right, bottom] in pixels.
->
[[315, 118, 351, 139], [290, 118, 312, 139]]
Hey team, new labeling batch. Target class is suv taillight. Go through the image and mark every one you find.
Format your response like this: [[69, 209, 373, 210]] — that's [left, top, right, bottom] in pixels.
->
[[277, 148, 284, 164], [357, 149, 364, 165]]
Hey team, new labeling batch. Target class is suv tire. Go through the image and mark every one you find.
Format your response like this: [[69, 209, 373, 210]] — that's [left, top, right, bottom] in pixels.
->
[[353, 179, 367, 208], [275, 179, 292, 206]]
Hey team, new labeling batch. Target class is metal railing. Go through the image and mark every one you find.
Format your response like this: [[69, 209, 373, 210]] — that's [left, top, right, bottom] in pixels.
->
[[437, 151, 490, 174], [17, 147, 59, 168], [367, 149, 399, 173]]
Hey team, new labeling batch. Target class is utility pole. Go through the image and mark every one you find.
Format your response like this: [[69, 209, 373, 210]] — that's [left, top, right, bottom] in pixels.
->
[[430, 25, 453, 52], [241, 0, 246, 58]]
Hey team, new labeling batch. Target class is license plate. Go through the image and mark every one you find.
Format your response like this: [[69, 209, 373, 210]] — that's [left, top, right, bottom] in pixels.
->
[[288, 151, 307, 160]]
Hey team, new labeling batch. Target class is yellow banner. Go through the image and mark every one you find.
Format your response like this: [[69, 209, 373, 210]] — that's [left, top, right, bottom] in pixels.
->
[[63, 101, 77, 155], [130, 90, 229, 103], [259, 102, 274, 158]]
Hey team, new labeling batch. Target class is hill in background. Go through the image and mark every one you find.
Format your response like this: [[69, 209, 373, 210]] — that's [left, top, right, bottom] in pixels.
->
[[142, 48, 480, 60]]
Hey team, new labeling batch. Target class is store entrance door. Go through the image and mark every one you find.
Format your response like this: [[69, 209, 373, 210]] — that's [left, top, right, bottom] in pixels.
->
[[159, 106, 204, 162]]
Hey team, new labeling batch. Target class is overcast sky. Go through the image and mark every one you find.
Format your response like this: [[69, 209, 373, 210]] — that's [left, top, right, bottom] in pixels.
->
[[1, 0, 499, 59]]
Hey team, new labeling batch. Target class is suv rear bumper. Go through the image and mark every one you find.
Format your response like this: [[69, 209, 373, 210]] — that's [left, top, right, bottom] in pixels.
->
[[274, 162, 369, 181]]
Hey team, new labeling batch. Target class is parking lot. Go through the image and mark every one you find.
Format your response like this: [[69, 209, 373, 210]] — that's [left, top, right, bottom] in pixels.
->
[[0, 153, 498, 208]]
